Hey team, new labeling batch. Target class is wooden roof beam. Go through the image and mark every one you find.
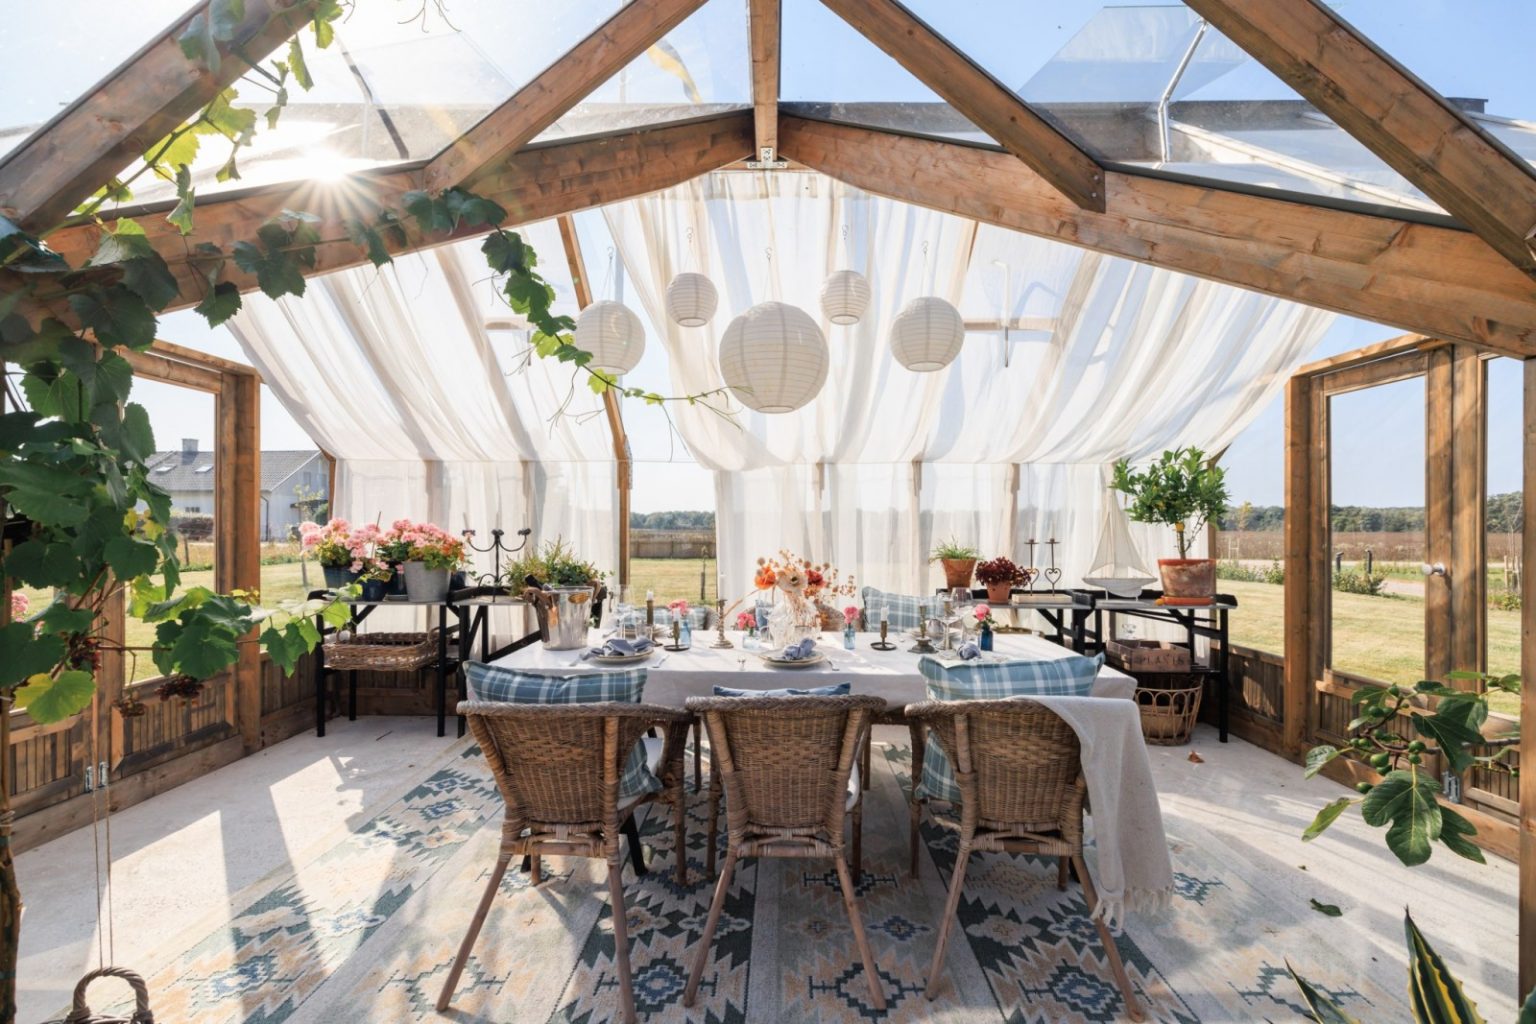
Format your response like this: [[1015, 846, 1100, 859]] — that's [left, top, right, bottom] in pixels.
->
[[0, 0, 320, 233], [36, 112, 754, 315], [749, 0, 782, 162], [777, 114, 1536, 357], [422, 0, 710, 193], [1183, 0, 1536, 279], [818, 0, 1104, 212]]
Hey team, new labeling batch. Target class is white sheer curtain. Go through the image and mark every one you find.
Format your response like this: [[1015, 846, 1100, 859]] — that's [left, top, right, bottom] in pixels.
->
[[608, 172, 1333, 600], [228, 222, 619, 633]]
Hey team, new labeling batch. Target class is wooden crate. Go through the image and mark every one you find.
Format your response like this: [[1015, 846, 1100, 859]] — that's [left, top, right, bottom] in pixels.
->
[[1106, 639, 1191, 674]]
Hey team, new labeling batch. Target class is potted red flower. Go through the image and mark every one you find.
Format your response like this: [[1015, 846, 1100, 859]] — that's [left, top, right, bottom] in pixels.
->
[[975, 556, 1026, 603]]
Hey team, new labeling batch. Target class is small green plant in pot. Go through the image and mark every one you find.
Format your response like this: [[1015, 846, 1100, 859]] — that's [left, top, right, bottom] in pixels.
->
[[1110, 447, 1228, 604], [930, 538, 981, 590]]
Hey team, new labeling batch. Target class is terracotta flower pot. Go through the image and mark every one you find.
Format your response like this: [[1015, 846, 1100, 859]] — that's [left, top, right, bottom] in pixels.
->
[[941, 558, 977, 589], [1157, 558, 1216, 604], [985, 582, 1014, 604]]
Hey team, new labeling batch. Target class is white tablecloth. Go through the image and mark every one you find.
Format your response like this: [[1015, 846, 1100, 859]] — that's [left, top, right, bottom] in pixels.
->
[[485, 630, 1135, 707]]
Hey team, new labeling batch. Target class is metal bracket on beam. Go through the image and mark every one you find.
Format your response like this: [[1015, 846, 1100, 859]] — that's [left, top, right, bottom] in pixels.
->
[[746, 146, 788, 170]]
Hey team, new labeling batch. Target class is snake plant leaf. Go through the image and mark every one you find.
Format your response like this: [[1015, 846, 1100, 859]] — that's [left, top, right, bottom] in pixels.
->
[[1288, 962, 1365, 1024], [1406, 911, 1485, 1024]]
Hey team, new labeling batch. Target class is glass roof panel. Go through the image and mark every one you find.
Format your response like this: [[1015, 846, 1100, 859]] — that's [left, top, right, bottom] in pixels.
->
[[779, 0, 992, 144], [21, 1, 622, 206], [532, 0, 750, 144], [1, 0, 192, 160]]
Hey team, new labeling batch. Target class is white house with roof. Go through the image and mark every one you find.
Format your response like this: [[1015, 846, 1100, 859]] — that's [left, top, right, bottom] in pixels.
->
[[144, 440, 328, 540]]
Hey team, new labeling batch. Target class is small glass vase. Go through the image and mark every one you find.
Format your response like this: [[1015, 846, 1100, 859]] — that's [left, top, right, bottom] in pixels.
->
[[980, 627, 994, 652], [842, 624, 856, 650]]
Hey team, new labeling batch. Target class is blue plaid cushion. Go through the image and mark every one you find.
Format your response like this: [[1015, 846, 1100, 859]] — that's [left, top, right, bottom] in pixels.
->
[[861, 586, 927, 631], [463, 663, 660, 800], [712, 681, 851, 698], [916, 653, 1103, 804]]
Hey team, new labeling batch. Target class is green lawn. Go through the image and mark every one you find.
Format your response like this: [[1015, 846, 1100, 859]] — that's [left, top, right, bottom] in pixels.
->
[[625, 557, 719, 606], [1224, 579, 1520, 715]]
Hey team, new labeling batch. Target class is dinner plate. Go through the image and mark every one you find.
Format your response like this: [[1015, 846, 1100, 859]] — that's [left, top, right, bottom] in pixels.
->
[[758, 652, 828, 669], [591, 649, 654, 666]]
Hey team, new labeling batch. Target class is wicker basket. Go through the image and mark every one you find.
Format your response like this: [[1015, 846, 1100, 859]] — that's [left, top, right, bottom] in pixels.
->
[[324, 631, 440, 672], [1134, 679, 1204, 745], [62, 966, 154, 1023]]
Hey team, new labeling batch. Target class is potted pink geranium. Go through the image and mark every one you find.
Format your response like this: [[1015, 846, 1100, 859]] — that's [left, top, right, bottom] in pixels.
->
[[393, 520, 465, 603], [300, 518, 382, 590]]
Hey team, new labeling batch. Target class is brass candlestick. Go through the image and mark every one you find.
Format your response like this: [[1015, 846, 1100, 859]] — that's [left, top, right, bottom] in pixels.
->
[[664, 617, 687, 652], [711, 598, 734, 648], [871, 619, 896, 651], [908, 613, 937, 654]]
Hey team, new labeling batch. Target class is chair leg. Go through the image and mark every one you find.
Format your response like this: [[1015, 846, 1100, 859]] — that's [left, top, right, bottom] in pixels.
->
[[908, 798, 923, 881], [924, 842, 971, 1001], [860, 730, 872, 790], [907, 721, 925, 880], [1072, 854, 1145, 1022], [529, 853, 542, 886], [833, 853, 886, 1011], [607, 860, 639, 1024], [436, 851, 511, 1012], [621, 815, 647, 878], [692, 719, 702, 791], [706, 771, 721, 879], [1058, 855, 1070, 891], [850, 799, 864, 887], [673, 780, 689, 887], [684, 849, 738, 1007]]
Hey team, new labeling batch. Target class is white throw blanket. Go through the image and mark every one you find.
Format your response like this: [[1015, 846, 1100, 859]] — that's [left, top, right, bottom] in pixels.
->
[[1028, 694, 1174, 931]]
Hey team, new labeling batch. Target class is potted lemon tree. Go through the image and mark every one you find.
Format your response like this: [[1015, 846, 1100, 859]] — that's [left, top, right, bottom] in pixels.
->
[[1110, 447, 1228, 604]]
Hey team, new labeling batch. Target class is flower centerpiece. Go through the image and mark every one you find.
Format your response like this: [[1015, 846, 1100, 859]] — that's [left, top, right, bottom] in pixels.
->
[[973, 603, 997, 651], [300, 518, 383, 589], [976, 555, 1027, 603], [753, 551, 853, 646]]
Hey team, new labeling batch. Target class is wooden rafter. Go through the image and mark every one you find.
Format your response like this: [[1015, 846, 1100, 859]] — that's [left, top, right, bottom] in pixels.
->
[[1183, 0, 1536, 279], [422, 0, 710, 193], [777, 114, 1536, 357], [558, 214, 633, 587], [818, 0, 1104, 212], [749, 0, 782, 161], [37, 113, 753, 316], [0, 0, 320, 233]]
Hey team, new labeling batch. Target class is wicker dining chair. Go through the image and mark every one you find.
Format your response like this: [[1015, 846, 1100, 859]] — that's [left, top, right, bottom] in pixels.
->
[[437, 700, 690, 1024], [683, 694, 888, 1011], [904, 698, 1144, 1020]]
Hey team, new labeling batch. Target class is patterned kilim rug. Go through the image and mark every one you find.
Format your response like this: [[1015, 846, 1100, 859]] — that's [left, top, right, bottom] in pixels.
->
[[64, 731, 1412, 1024]]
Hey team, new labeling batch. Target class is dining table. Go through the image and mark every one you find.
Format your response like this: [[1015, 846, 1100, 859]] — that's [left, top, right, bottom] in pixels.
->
[[483, 629, 1136, 706]]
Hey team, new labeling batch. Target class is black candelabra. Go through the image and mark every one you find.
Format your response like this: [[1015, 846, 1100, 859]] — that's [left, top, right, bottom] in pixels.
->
[[459, 526, 533, 589]]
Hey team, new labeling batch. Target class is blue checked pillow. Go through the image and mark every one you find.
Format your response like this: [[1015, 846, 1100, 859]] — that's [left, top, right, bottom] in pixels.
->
[[916, 653, 1103, 804], [463, 663, 660, 801], [712, 681, 851, 698], [861, 586, 927, 631]]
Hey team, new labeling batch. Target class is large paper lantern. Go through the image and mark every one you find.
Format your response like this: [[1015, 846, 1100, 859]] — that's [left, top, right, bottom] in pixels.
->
[[665, 272, 718, 327], [717, 301, 829, 413], [574, 300, 645, 374], [819, 269, 871, 325], [890, 296, 964, 371]]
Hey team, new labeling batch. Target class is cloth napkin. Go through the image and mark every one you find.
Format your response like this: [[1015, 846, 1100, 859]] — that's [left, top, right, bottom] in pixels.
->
[[1026, 694, 1175, 931], [955, 640, 981, 660], [582, 637, 654, 659], [778, 637, 817, 660]]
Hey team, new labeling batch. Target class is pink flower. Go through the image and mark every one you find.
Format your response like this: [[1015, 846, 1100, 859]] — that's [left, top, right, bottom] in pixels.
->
[[668, 599, 690, 615], [842, 605, 859, 625], [9, 592, 28, 620], [974, 604, 990, 621], [735, 611, 755, 630]]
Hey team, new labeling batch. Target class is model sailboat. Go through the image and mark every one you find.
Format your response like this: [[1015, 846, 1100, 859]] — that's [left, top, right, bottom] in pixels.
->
[[1083, 490, 1157, 598]]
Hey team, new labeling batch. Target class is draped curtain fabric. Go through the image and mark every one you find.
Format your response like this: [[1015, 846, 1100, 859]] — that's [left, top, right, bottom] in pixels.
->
[[607, 172, 1333, 601]]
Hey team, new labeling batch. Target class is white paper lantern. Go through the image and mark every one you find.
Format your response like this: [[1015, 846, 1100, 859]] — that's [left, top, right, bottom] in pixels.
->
[[717, 301, 829, 414], [573, 300, 645, 374], [665, 272, 718, 327], [819, 269, 871, 325], [890, 296, 964, 371]]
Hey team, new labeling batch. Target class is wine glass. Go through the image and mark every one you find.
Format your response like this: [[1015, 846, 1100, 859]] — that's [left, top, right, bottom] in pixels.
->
[[949, 586, 971, 640], [614, 584, 634, 639]]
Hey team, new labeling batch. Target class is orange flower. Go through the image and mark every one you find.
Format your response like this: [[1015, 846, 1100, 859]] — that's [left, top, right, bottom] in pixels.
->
[[754, 566, 777, 589]]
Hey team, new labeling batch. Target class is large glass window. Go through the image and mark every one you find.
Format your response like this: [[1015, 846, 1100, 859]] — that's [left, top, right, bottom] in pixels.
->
[[1327, 375, 1426, 685]]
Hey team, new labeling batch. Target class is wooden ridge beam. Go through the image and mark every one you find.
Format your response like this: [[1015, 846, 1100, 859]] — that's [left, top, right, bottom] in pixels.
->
[[749, 0, 782, 161], [422, 0, 709, 193], [557, 215, 632, 587], [0, 0, 319, 233], [777, 115, 1536, 357], [1183, 0, 1536, 279], [38, 113, 753, 315], [818, 0, 1104, 211]]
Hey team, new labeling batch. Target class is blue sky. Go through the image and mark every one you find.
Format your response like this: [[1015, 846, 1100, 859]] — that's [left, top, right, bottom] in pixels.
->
[[42, 0, 1535, 512]]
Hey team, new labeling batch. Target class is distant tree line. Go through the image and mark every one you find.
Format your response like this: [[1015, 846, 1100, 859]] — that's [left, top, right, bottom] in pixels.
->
[[629, 510, 716, 530], [1218, 493, 1522, 533]]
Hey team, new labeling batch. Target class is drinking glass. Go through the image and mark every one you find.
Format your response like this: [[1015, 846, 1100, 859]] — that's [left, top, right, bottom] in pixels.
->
[[950, 586, 973, 636]]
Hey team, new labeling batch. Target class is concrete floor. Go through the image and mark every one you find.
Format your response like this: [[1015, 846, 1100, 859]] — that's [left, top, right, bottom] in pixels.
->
[[16, 717, 1520, 1023]]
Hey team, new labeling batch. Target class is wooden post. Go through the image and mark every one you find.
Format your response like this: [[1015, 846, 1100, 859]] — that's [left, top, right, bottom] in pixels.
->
[[1282, 373, 1314, 753], [1425, 347, 1454, 681], [219, 371, 263, 752], [1450, 347, 1487, 677], [1520, 356, 1536, 998]]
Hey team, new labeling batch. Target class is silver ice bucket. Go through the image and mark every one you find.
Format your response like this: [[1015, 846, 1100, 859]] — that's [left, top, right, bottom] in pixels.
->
[[533, 586, 597, 650]]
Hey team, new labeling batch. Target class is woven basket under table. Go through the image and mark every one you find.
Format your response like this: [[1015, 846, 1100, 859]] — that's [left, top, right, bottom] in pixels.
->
[[324, 630, 441, 673], [1134, 679, 1204, 746]]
